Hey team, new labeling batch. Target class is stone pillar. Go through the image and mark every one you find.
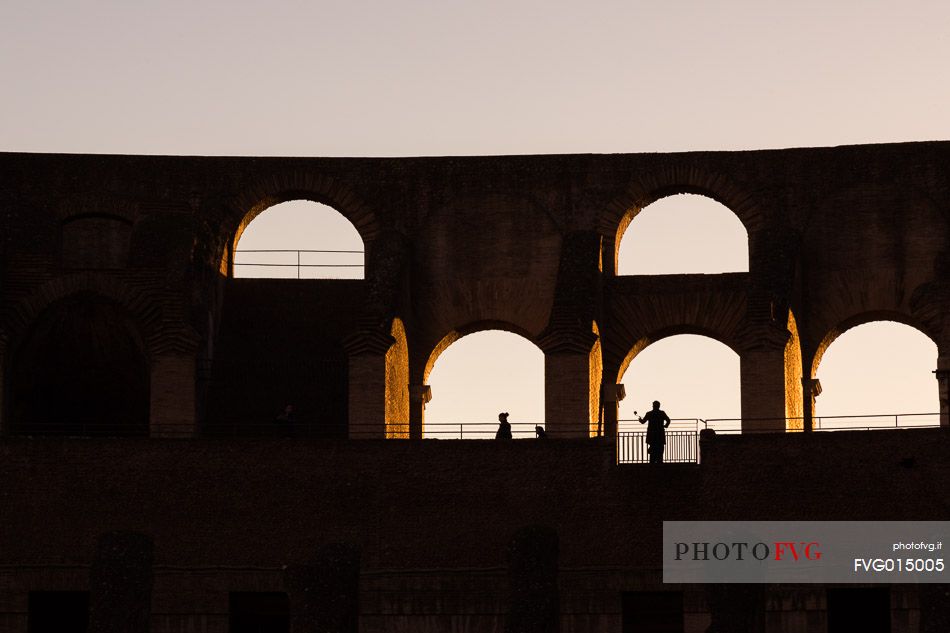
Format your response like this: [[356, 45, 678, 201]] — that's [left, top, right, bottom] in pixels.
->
[[344, 230, 410, 439], [544, 349, 597, 438], [539, 231, 603, 438], [149, 352, 197, 437], [935, 367, 950, 428], [601, 383, 625, 441], [737, 326, 790, 433], [506, 525, 559, 633], [347, 352, 388, 439], [285, 543, 360, 633], [409, 384, 430, 439], [88, 532, 154, 633], [801, 377, 822, 432], [346, 318, 411, 439]]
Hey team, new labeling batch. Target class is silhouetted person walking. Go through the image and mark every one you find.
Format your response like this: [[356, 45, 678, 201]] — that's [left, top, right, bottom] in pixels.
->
[[638, 400, 671, 463], [535, 425, 547, 439], [495, 412, 512, 439]]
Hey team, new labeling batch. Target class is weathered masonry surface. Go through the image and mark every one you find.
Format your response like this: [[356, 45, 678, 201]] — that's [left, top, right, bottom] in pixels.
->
[[1, 143, 950, 631], [2, 142, 950, 438], [0, 431, 948, 631]]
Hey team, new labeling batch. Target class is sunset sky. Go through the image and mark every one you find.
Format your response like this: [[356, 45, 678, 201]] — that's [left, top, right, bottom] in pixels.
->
[[2, 0, 947, 433]]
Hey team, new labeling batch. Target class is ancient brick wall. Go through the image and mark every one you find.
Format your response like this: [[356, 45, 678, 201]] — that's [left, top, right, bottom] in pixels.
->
[[2, 141, 949, 432], [0, 430, 946, 630]]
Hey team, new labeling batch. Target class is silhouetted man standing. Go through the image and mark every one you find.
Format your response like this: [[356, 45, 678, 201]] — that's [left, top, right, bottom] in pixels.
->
[[639, 400, 671, 463]]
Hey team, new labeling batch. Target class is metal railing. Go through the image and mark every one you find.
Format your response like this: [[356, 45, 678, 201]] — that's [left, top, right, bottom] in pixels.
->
[[617, 430, 699, 464], [422, 422, 543, 440], [232, 249, 364, 279], [616, 418, 701, 462], [6, 421, 547, 440], [618, 418, 702, 432], [701, 412, 941, 433], [7, 413, 944, 459], [614, 413, 943, 464]]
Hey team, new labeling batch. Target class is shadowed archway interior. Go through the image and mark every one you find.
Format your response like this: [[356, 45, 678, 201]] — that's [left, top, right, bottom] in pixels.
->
[[9, 293, 150, 436]]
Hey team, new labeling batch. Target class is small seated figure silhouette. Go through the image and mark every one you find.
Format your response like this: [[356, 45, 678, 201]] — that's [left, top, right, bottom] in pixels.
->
[[535, 425, 547, 439], [495, 412, 513, 439], [637, 400, 671, 463]]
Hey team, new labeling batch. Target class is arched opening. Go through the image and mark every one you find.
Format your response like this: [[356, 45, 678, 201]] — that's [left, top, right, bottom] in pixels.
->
[[8, 293, 150, 436], [618, 334, 741, 433], [231, 200, 364, 279], [813, 321, 938, 429], [616, 194, 748, 275], [423, 330, 544, 439]]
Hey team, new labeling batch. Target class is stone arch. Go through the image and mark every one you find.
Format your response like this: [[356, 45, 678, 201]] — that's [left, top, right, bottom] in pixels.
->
[[54, 195, 139, 224], [220, 172, 382, 275], [421, 322, 545, 438], [0, 273, 176, 358], [5, 291, 151, 436], [599, 167, 764, 275], [1, 274, 199, 436], [802, 186, 946, 343], [809, 310, 936, 380], [230, 200, 366, 280], [423, 320, 538, 384], [616, 324, 741, 384], [809, 312, 939, 426], [616, 328, 743, 430], [615, 194, 749, 276]]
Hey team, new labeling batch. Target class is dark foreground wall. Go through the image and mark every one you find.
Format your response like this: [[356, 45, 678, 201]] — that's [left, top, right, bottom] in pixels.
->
[[0, 429, 947, 631]]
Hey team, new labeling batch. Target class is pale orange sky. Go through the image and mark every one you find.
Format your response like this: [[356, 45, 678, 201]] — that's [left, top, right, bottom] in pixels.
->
[[2, 1, 948, 156], [3, 1, 945, 430]]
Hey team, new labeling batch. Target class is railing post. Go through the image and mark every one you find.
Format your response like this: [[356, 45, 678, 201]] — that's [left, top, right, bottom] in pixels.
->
[[297, 250, 301, 279]]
